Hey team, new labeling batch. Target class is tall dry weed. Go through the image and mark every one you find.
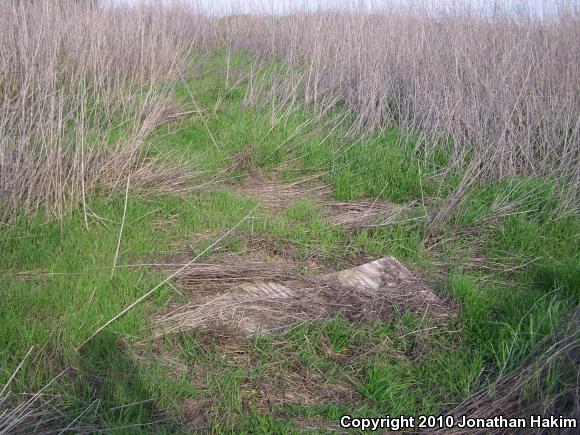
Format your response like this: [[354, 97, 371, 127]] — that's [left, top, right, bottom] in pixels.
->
[[220, 2, 579, 209], [1, 1, 578, 221], [0, 1, 210, 221]]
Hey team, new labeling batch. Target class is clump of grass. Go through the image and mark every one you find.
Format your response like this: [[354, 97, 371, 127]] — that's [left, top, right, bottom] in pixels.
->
[[438, 307, 580, 435]]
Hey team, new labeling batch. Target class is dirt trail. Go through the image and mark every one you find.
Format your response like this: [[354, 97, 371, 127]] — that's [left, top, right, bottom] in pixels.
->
[[153, 174, 451, 339], [143, 174, 456, 431]]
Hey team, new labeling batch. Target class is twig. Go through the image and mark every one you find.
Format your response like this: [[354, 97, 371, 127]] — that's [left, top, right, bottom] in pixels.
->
[[110, 175, 131, 280], [77, 204, 260, 350], [0, 347, 33, 397]]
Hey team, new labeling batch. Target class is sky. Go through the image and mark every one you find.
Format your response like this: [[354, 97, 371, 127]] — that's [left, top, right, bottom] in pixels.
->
[[105, 1, 572, 17]]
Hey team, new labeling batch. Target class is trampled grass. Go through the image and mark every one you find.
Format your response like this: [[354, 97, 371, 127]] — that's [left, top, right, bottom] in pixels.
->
[[1, 44, 578, 433]]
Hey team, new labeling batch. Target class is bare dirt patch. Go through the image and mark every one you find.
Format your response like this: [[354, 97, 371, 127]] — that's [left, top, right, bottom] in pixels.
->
[[180, 397, 212, 431]]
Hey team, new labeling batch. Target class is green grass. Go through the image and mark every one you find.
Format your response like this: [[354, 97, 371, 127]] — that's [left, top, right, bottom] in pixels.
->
[[1, 52, 578, 432]]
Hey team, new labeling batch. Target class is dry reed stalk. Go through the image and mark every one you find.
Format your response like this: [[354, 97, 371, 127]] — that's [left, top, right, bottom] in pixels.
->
[[3, 2, 577, 221], [110, 175, 130, 279]]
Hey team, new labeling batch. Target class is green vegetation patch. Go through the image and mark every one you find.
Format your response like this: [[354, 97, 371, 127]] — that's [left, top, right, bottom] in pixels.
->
[[1, 52, 578, 432]]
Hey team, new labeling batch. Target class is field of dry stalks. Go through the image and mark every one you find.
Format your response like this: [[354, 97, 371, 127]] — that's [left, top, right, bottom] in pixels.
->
[[0, 1, 578, 433], [1, 2, 578, 222]]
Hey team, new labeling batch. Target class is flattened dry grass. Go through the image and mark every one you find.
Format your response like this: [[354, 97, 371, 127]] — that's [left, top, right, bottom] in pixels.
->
[[153, 252, 453, 339]]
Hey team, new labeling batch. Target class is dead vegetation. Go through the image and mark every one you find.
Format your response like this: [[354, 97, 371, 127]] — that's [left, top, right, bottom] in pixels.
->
[[230, 171, 411, 229], [164, 255, 297, 297], [155, 173, 450, 344], [228, 4, 580, 204], [0, 1, 208, 222], [246, 370, 361, 415], [154, 256, 453, 339], [329, 200, 411, 229], [229, 172, 330, 214], [167, 230, 344, 274]]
